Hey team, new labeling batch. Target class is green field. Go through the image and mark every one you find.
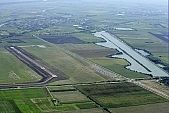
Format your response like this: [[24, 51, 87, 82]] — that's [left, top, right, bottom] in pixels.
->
[[46, 85, 99, 112], [0, 1, 168, 113], [89, 57, 149, 78], [0, 87, 77, 112], [58, 43, 150, 78], [55, 108, 105, 113], [51, 91, 90, 103], [110, 102, 169, 113], [0, 86, 99, 113], [111, 29, 168, 65], [48, 85, 90, 103], [0, 88, 47, 113], [0, 47, 41, 84], [75, 82, 168, 108], [72, 33, 104, 43], [0, 100, 20, 113], [23, 45, 106, 84]]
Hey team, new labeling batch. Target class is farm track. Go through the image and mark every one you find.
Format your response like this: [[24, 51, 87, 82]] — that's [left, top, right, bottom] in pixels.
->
[[0, 46, 66, 89]]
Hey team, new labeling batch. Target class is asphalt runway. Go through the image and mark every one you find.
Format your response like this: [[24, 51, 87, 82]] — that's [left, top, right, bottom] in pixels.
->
[[1, 46, 66, 88]]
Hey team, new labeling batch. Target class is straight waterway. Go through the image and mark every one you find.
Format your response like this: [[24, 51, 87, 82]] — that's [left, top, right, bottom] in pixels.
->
[[94, 31, 168, 77]]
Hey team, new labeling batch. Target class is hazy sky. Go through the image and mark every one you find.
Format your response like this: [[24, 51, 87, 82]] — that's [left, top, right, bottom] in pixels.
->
[[0, 0, 168, 8]]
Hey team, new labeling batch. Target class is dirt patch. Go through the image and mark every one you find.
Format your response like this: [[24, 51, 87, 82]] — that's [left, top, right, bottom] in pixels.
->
[[39, 35, 85, 44], [72, 49, 117, 58]]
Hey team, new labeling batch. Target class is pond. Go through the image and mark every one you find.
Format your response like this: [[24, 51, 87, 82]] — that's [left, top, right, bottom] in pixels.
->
[[135, 49, 150, 56]]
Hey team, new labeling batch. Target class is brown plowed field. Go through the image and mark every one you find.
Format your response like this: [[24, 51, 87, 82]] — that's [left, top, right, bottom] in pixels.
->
[[39, 35, 85, 44], [72, 49, 117, 58]]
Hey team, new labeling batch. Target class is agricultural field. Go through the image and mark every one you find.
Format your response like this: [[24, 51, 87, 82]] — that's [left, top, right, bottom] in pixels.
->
[[59, 44, 118, 58], [89, 57, 149, 78], [56, 108, 105, 113], [0, 0, 168, 113], [0, 86, 100, 113], [72, 33, 105, 43], [0, 88, 47, 113], [110, 102, 169, 113], [47, 86, 98, 110], [75, 82, 169, 110], [0, 34, 107, 85], [48, 86, 90, 103], [23, 45, 106, 84], [110, 28, 168, 66], [59, 43, 149, 78], [39, 35, 85, 44]]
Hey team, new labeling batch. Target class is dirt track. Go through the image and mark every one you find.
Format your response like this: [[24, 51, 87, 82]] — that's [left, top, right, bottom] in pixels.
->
[[1, 46, 66, 88]]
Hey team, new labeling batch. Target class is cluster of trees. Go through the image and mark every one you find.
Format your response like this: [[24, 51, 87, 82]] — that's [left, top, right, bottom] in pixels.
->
[[160, 77, 169, 87]]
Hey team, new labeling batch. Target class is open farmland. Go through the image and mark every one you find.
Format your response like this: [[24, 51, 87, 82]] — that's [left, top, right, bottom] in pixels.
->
[[72, 33, 105, 43], [0, 88, 47, 113], [0, 86, 99, 113], [58, 43, 148, 78], [51, 91, 89, 103], [23, 45, 106, 84], [0, 0, 168, 112], [0, 101, 21, 113], [148, 32, 168, 43], [90, 57, 148, 78], [55, 108, 104, 113], [75, 82, 168, 109], [47, 85, 98, 110], [110, 102, 169, 113], [71, 48, 117, 58], [58, 43, 118, 58], [39, 35, 85, 44]]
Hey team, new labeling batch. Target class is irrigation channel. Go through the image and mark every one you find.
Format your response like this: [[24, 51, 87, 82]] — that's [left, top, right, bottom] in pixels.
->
[[0, 46, 66, 89], [94, 31, 169, 77]]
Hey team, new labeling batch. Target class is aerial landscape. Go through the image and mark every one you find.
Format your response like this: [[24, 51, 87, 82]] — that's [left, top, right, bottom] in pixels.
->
[[0, 0, 168, 113]]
